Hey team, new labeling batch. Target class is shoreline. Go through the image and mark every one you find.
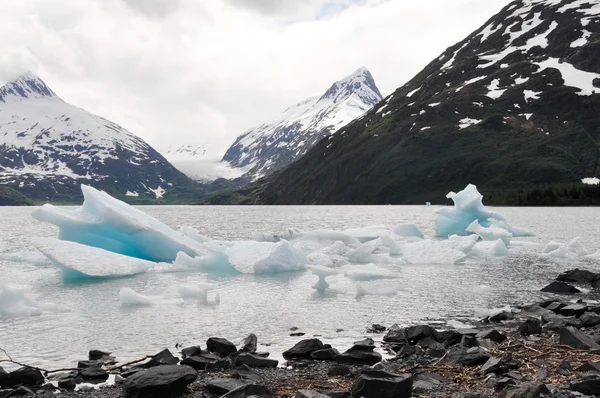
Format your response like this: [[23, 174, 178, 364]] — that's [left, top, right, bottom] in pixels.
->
[[3, 269, 600, 397]]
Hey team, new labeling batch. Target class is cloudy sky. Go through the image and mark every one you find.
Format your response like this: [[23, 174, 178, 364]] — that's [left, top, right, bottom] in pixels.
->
[[1, 0, 513, 155]]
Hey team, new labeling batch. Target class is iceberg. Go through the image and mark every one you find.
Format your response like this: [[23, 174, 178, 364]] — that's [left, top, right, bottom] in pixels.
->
[[466, 220, 512, 246], [179, 226, 210, 244], [224, 240, 308, 274], [32, 185, 209, 262], [542, 237, 583, 258], [469, 239, 510, 257], [308, 265, 340, 292], [392, 223, 424, 239], [33, 237, 158, 281]]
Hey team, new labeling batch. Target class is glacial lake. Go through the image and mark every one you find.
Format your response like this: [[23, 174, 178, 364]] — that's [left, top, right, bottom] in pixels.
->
[[2, 205, 600, 370]]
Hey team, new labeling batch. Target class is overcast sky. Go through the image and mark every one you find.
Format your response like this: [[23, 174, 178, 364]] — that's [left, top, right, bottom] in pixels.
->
[[0, 0, 513, 155]]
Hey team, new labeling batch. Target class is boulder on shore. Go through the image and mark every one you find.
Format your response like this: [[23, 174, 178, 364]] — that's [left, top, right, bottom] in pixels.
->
[[122, 365, 197, 398]]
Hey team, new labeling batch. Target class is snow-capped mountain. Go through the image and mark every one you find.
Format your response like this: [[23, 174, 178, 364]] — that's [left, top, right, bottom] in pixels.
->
[[247, 0, 600, 204], [222, 67, 383, 179], [160, 142, 249, 182], [0, 74, 197, 201]]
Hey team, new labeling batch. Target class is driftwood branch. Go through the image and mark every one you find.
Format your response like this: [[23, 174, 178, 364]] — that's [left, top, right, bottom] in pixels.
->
[[106, 355, 152, 371]]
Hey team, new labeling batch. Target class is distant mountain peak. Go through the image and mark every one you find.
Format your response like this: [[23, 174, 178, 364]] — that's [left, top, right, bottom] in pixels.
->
[[0, 74, 58, 103], [319, 67, 382, 105]]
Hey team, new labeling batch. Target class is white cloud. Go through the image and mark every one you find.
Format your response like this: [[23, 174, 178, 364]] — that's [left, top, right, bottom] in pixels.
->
[[0, 0, 512, 155]]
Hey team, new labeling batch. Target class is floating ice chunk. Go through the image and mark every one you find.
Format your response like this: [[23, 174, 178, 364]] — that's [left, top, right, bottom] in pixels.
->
[[356, 281, 400, 297], [491, 220, 535, 237], [224, 240, 308, 274], [119, 288, 161, 307], [299, 230, 361, 246], [172, 251, 238, 275], [469, 239, 510, 257], [343, 226, 389, 243], [0, 284, 67, 318], [392, 224, 424, 239], [33, 238, 158, 281], [343, 263, 398, 281], [466, 220, 512, 246], [401, 239, 469, 264], [308, 265, 340, 292], [178, 282, 218, 303], [542, 237, 583, 258], [448, 235, 479, 254], [307, 252, 334, 267], [32, 185, 208, 262], [320, 241, 349, 256], [378, 235, 403, 256], [345, 242, 389, 264], [252, 232, 280, 242], [473, 285, 493, 294], [179, 226, 210, 244]]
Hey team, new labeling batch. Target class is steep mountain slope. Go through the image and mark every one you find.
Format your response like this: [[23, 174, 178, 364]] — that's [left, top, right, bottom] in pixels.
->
[[222, 67, 383, 179], [0, 74, 199, 202], [253, 0, 600, 204]]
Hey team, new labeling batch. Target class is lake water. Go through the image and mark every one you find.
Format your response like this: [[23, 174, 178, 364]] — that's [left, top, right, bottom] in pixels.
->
[[1, 205, 600, 370]]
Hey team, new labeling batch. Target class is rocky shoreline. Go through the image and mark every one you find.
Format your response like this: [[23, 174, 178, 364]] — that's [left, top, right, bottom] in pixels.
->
[[3, 269, 600, 397]]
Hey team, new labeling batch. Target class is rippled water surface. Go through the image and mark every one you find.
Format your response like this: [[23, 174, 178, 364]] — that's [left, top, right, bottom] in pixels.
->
[[2, 205, 600, 369]]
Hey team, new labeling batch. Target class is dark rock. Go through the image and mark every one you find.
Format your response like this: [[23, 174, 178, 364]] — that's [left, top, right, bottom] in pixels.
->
[[457, 329, 479, 336], [221, 383, 271, 398], [557, 360, 572, 376], [476, 329, 507, 343], [395, 345, 417, 358], [495, 377, 516, 392], [89, 350, 111, 361], [233, 353, 278, 368], [321, 391, 351, 398], [0, 367, 4, 376], [181, 346, 202, 359], [437, 330, 462, 347], [542, 316, 580, 331], [412, 372, 447, 393], [382, 324, 406, 343], [226, 367, 264, 384], [335, 349, 382, 366], [541, 281, 580, 294], [240, 334, 258, 352], [505, 371, 523, 381], [0, 367, 44, 388], [518, 319, 542, 336], [295, 390, 329, 398], [80, 367, 108, 381], [144, 349, 179, 368], [426, 347, 446, 358], [77, 360, 102, 369], [481, 357, 519, 375], [366, 324, 386, 334], [352, 338, 375, 350], [560, 303, 588, 317], [180, 355, 216, 370], [556, 269, 598, 284], [580, 312, 600, 327], [207, 337, 237, 357], [545, 302, 567, 313], [533, 367, 549, 381], [328, 365, 351, 377], [520, 304, 555, 318], [570, 378, 600, 395], [290, 327, 299, 331], [206, 378, 249, 395], [4, 386, 36, 397], [350, 370, 413, 398], [405, 325, 439, 344], [498, 383, 551, 398], [416, 337, 439, 349], [559, 326, 600, 350], [488, 310, 513, 323], [290, 332, 306, 337], [282, 339, 324, 360], [58, 377, 78, 390], [310, 348, 340, 360], [122, 365, 197, 398], [460, 335, 478, 348], [447, 347, 490, 366], [121, 369, 142, 378], [576, 361, 600, 373]]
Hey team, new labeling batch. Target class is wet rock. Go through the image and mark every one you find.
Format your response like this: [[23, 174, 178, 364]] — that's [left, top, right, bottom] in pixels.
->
[[296, 390, 329, 398], [541, 282, 580, 294], [282, 339, 324, 360], [476, 329, 507, 343], [180, 355, 216, 370], [557, 360, 572, 376], [4, 386, 36, 397], [426, 347, 446, 358], [533, 367, 549, 381], [447, 347, 490, 366], [518, 319, 542, 336], [460, 335, 478, 348], [221, 383, 271, 398], [559, 326, 600, 350], [520, 304, 555, 318], [77, 360, 102, 369], [545, 302, 567, 313], [494, 377, 516, 392], [487, 310, 513, 323], [437, 330, 462, 347], [57, 376, 79, 390], [405, 325, 440, 344], [321, 391, 351, 398], [367, 324, 386, 334], [556, 269, 598, 284], [240, 334, 258, 353], [89, 350, 111, 361], [570, 378, 600, 394], [207, 378, 249, 395], [580, 312, 600, 328], [310, 348, 340, 360], [207, 337, 237, 357], [542, 316, 580, 331], [335, 349, 382, 366], [80, 367, 109, 382], [181, 346, 202, 359], [395, 345, 417, 358], [122, 365, 197, 398], [350, 370, 413, 398], [560, 303, 588, 317], [352, 338, 376, 350], [144, 349, 179, 368], [576, 361, 600, 373], [0, 367, 44, 388], [328, 365, 351, 377], [382, 324, 406, 343], [290, 332, 306, 337], [233, 353, 278, 368], [498, 383, 550, 398]]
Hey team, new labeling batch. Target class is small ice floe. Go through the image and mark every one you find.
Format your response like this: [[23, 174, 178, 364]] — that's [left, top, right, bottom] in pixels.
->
[[343, 263, 398, 281], [542, 237, 585, 258], [466, 220, 512, 246], [178, 282, 220, 304], [0, 284, 68, 318], [308, 265, 340, 292], [119, 288, 163, 307], [469, 239, 510, 257], [473, 284, 494, 294], [392, 223, 424, 239]]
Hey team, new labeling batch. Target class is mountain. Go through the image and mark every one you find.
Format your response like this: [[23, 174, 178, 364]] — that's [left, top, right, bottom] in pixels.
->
[[221, 67, 383, 179], [160, 142, 249, 182], [236, 0, 600, 205], [0, 74, 199, 202]]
